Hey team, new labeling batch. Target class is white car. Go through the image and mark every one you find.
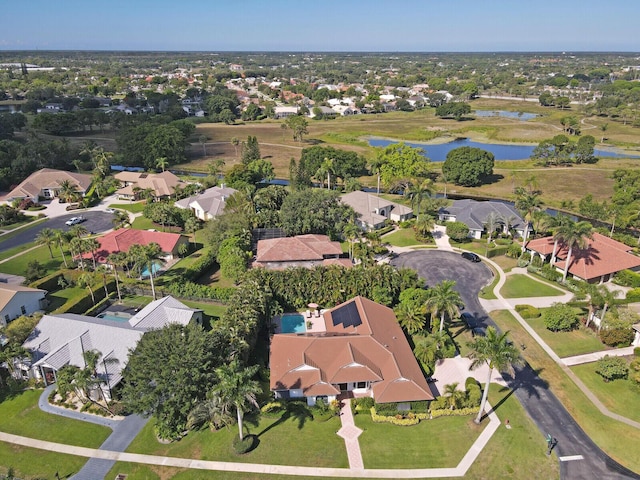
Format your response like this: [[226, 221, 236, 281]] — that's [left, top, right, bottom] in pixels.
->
[[65, 216, 85, 226], [105, 208, 116, 214]]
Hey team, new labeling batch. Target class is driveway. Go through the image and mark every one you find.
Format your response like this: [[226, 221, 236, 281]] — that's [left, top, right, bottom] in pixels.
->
[[390, 250, 494, 327], [0, 211, 115, 253]]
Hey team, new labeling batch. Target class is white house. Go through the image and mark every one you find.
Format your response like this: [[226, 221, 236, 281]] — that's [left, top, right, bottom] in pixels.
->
[[341, 191, 413, 230], [175, 185, 238, 221], [274, 106, 299, 118], [438, 199, 526, 240], [0, 284, 47, 327]]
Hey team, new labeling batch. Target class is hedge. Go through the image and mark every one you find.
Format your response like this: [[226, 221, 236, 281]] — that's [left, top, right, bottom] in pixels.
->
[[626, 288, 640, 302], [486, 246, 510, 258], [515, 304, 541, 319], [614, 269, 640, 288], [430, 406, 480, 418], [164, 280, 235, 304], [30, 272, 65, 293], [52, 279, 116, 315], [183, 247, 217, 282]]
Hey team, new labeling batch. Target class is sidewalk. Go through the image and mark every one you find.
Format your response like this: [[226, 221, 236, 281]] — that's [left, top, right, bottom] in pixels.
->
[[562, 346, 636, 366], [336, 398, 364, 471]]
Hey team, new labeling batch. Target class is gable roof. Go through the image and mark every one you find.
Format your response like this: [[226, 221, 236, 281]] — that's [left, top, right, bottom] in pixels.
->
[[83, 229, 186, 263], [340, 191, 412, 226], [128, 295, 201, 329], [256, 234, 343, 263], [175, 185, 238, 217], [269, 296, 433, 403], [526, 232, 640, 280], [439, 199, 525, 231], [4, 168, 93, 200], [114, 171, 181, 197], [0, 284, 46, 312]]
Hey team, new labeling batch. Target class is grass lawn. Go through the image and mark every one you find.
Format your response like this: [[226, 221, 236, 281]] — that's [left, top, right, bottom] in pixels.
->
[[523, 313, 607, 358], [180, 299, 228, 321], [46, 285, 86, 312], [0, 217, 46, 234], [0, 442, 89, 480], [0, 244, 66, 276], [108, 201, 146, 213], [571, 363, 640, 424], [490, 309, 640, 473], [383, 228, 422, 247], [131, 216, 158, 230], [500, 274, 565, 298], [490, 254, 519, 273], [355, 411, 484, 469], [125, 412, 348, 468], [0, 389, 110, 447]]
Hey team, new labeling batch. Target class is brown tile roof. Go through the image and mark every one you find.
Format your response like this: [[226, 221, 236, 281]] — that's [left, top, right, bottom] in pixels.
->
[[269, 296, 433, 403], [256, 234, 343, 263], [4, 168, 92, 200], [526, 232, 640, 280], [114, 171, 181, 198]]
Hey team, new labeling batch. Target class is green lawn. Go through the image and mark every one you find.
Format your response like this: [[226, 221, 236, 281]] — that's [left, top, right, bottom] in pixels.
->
[[355, 412, 484, 468], [130, 216, 157, 230], [571, 363, 640, 424], [0, 244, 66, 276], [0, 241, 39, 262], [523, 313, 607, 357], [46, 285, 87, 312], [107, 201, 146, 213], [0, 442, 89, 480], [500, 274, 565, 298], [0, 389, 110, 447], [179, 299, 228, 321], [383, 228, 422, 247], [490, 309, 640, 473], [490, 254, 519, 273]]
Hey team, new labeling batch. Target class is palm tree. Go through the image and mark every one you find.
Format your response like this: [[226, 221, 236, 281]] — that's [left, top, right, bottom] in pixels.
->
[[0, 342, 30, 381], [35, 227, 56, 258], [107, 253, 125, 303], [57, 179, 78, 204], [187, 392, 234, 431], [131, 243, 165, 300], [155, 156, 169, 172], [69, 237, 87, 270], [112, 210, 131, 230], [483, 212, 499, 244], [209, 360, 261, 441], [395, 302, 427, 335], [414, 215, 435, 239], [424, 280, 463, 333], [514, 187, 543, 251], [549, 214, 572, 265], [499, 213, 517, 237], [596, 288, 622, 332], [52, 228, 70, 268], [558, 220, 593, 282], [443, 382, 464, 410], [77, 273, 96, 305], [83, 237, 100, 270], [407, 180, 432, 219], [95, 264, 111, 297], [342, 222, 361, 261], [198, 135, 208, 156], [468, 326, 523, 424], [231, 137, 240, 158], [69, 224, 88, 239]]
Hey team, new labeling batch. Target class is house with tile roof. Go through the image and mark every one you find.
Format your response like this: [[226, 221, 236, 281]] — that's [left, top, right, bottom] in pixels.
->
[[438, 199, 526, 239], [0, 283, 47, 328], [21, 296, 202, 399], [254, 234, 350, 270], [174, 185, 238, 221], [526, 232, 640, 283], [114, 171, 182, 201], [3, 168, 93, 203], [269, 296, 433, 406], [81, 228, 189, 265], [340, 191, 413, 230]]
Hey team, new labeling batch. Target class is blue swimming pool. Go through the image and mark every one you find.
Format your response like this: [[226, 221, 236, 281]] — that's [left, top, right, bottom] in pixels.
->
[[97, 311, 132, 322], [141, 261, 162, 279], [281, 313, 306, 334]]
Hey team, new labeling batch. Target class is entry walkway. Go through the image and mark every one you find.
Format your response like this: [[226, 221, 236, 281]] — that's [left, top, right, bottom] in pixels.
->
[[562, 346, 636, 366], [336, 398, 364, 470]]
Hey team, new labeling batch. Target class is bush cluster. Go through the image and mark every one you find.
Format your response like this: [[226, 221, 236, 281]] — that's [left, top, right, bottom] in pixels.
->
[[165, 280, 235, 304], [595, 355, 629, 382], [543, 303, 579, 332], [599, 327, 634, 347], [515, 304, 542, 319], [626, 288, 640, 303], [614, 269, 640, 288]]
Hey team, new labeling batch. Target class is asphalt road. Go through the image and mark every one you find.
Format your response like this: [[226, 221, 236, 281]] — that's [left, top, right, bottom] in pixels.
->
[[0, 211, 115, 253], [391, 250, 640, 480]]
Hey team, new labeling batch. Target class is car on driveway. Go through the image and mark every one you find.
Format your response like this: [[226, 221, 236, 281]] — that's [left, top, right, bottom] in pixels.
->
[[105, 208, 116, 214], [462, 251, 481, 263], [65, 216, 85, 226]]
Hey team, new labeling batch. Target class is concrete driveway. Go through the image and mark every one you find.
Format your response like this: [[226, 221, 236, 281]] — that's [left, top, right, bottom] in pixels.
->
[[390, 250, 494, 327]]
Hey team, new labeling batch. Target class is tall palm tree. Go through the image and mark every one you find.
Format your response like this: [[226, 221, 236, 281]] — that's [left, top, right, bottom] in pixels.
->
[[35, 228, 56, 258], [69, 237, 87, 270], [52, 228, 70, 268], [514, 187, 543, 251], [209, 360, 261, 441], [131, 243, 165, 300], [57, 179, 78, 204], [83, 237, 100, 270], [69, 224, 88, 239], [395, 302, 427, 335], [77, 273, 96, 304], [558, 220, 593, 282], [596, 288, 622, 332], [549, 214, 571, 264], [107, 253, 125, 303], [342, 222, 361, 261], [95, 264, 111, 297], [414, 214, 436, 239], [424, 280, 463, 333], [468, 326, 523, 424], [407, 180, 433, 219], [483, 212, 499, 244], [156, 156, 169, 172]]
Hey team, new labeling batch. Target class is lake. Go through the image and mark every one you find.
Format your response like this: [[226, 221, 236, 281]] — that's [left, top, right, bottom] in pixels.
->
[[474, 110, 538, 120], [368, 138, 639, 162]]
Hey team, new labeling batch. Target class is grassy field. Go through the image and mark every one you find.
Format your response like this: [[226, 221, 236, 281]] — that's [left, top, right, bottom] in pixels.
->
[[490, 309, 640, 473], [500, 274, 565, 298], [523, 312, 607, 358], [571, 362, 640, 424], [0, 442, 89, 480], [490, 254, 519, 273], [383, 227, 422, 247], [0, 244, 66, 276]]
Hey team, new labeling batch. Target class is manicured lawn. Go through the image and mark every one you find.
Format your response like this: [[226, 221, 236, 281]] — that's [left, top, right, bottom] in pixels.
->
[[107, 201, 146, 213], [126, 412, 348, 468], [46, 285, 86, 312], [180, 299, 228, 321], [500, 274, 565, 298], [0, 244, 66, 276], [355, 412, 484, 468], [0, 389, 110, 447], [383, 228, 423, 247], [130, 216, 157, 230], [490, 254, 519, 273], [523, 313, 607, 358], [571, 362, 640, 424], [0, 442, 88, 480], [490, 309, 640, 473]]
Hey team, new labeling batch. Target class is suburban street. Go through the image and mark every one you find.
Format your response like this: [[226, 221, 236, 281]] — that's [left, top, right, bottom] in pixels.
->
[[391, 250, 639, 480]]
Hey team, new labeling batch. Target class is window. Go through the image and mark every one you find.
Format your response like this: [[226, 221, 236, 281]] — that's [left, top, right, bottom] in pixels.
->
[[357, 382, 367, 389], [4, 315, 9, 323], [20, 306, 26, 315]]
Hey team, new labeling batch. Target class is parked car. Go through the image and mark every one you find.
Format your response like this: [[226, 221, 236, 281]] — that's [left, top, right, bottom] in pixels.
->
[[65, 216, 85, 226], [105, 208, 116, 213], [462, 251, 481, 263]]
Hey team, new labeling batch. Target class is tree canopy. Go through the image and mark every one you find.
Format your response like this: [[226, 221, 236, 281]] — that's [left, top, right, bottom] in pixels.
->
[[442, 147, 495, 187], [375, 142, 431, 192], [279, 189, 355, 238]]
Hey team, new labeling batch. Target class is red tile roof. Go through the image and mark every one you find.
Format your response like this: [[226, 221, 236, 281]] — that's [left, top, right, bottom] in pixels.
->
[[526, 232, 640, 280], [269, 297, 433, 403], [83, 229, 186, 263], [256, 234, 343, 263]]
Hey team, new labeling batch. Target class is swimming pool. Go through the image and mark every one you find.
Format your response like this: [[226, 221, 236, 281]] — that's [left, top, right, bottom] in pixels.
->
[[97, 311, 132, 322], [281, 313, 306, 334], [141, 261, 162, 279]]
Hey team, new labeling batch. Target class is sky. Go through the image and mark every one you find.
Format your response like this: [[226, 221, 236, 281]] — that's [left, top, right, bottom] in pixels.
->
[[2, 0, 639, 52]]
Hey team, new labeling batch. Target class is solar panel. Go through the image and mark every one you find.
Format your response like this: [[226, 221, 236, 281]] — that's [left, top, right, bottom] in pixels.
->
[[331, 302, 362, 329]]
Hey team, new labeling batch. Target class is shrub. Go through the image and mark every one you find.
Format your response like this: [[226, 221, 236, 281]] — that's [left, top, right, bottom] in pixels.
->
[[233, 434, 257, 454], [543, 303, 579, 332], [445, 221, 470, 242], [614, 269, 640, 288], [626, 288, 640, 303], [629, 358, 640, 386], [410, 400, 430, 413], [506, 243, 522, 258], [486, 246, 510, 258], [30, 272, 65, 292], [465, 385, 482, 408], [430, 406, 480, 418], [530, 255, 543, 268], [354, 397, 375, 410], [599, 327, 634, 347], [515, 304, 541, 319], [494, 238, 512, 246], [464, 377, 479, 390], [595, 355, 629, 382], [635, 347, 640, 358], [539, 263, 562, 282]]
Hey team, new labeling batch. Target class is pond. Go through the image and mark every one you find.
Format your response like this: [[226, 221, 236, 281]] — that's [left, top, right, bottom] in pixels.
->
[[368, 138, 640, 162], [474, 110, 538, 120]]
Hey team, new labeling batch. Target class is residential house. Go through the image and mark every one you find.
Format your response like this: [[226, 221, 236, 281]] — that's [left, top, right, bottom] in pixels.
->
[[274, 106, 299, 118], [331, 105, 360, 116], [0, 284, 47, 328], [310, 106, 337, 118], [438, 199, 526, 240], [21, 296, 202, 399], [254, 234, 350, 270], [270, 296, 433, 406], [81, 228, 189, 265], [114, 171, 182, 201], [174, 185, 238, 221], [341, 191, 413, 230], [525, 232, 640, 283], [3, 168, 93, 203]]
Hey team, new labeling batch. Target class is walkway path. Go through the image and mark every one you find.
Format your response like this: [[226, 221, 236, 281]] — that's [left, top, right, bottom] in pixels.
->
[[562, 346, 637, 367], [432, 225, 454, 251], [336, 398, 364, 471]]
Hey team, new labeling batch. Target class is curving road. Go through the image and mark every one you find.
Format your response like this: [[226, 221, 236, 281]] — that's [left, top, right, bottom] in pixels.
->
[[391, 250, 639, 480]]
